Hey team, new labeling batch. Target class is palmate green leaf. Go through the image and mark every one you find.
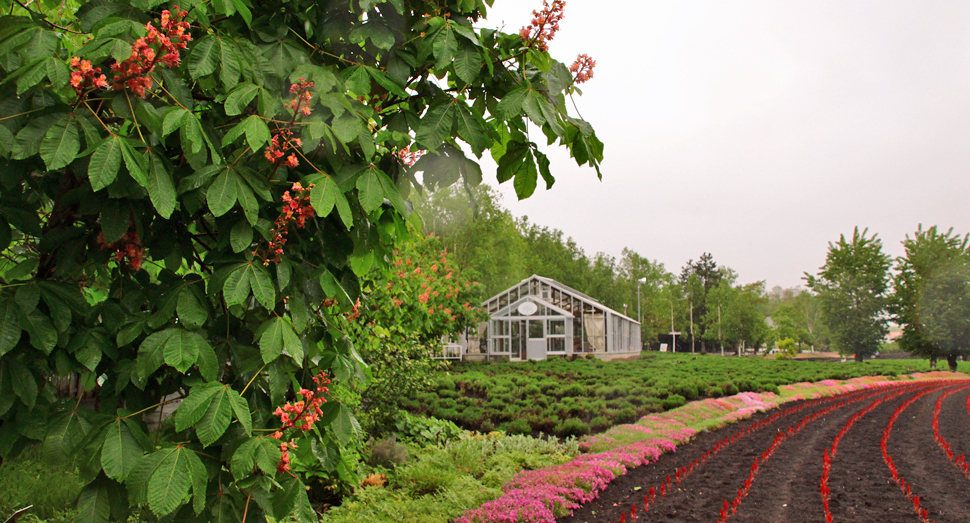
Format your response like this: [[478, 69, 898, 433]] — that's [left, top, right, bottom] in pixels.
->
[[77, 477, 112, 523], [356, 169, 383, 213], [334, 188, 354, 229], [309, 175, 339, 217], [222, 115, 270, 151], [147, 152, 177, 219], [452, 42, 482, 85], [229, 219, 253, 254], [273, 477, 307, 520], [196, 342, 219, 382], [147, 446, 192, 517], [207, 169, 238, 217], [331, 403, 363, 445], [40, 114, 79, 171], [0, 361, 14, 417], [173, 383, 222, 432], [230, 0, 253, 26], [417, 101, 455, 150], [15, 59, 48, 95], [223, 263, 251, 307], [101, 419, 144, 481], [163, 328, 206, 373], [88, 136, 122, 191], [497, 87, 528, 119], [186, 445, 207, 514], [176, 286, 208, 329], [187, 35, 217, 79], [120, 139, 148, 186], [8, 358, 37, 407], [433, 24, 457, 70], [231, 436, 281, 479], [364, 65, 407, 97], [18, 308, 56, 354], [456, 104, 489, 156], [376, 170, 407, 215], [162, 107, 189, 137], [512, 149, 539, 200], [225, 82, 259, 115], [229, 388, 252, 435], [135, 328, 176, 380], [258, 316, 285, 364], [0, 298, 21, 357], [44, 409, 89, 459], [235, 174, 259, 225], [196, 386, 232, 446], [250, 264, 276, 309], [218, 37, 242, 90], [521, 90, 546, 126], [331, 112, 363, 144]]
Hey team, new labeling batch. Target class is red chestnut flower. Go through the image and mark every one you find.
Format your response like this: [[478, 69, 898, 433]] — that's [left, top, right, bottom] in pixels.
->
[[69, 57, 109, 100], [110, 6, 192, 98], [570, 53, 596, 84], [519, 0, 565, 52]]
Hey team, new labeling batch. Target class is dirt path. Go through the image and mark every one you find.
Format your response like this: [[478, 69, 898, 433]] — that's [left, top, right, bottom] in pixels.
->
[[559, 380, 970, 523]]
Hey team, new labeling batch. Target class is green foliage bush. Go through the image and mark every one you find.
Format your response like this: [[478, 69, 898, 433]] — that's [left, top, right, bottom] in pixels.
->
[[561, 383, 586, 397], [405, 354, 951, 439], [662, 394, 687, 410], [499, 419, 532, 436], [368, 436, 411, 469], [555, 418, 590, 437], [613, 407, 638, 424], [589, 416, 612, 432], [392, 412, 463, 448]]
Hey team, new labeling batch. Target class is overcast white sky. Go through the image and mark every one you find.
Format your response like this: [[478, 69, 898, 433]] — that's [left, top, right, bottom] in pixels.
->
[[475, 1, 970, 289]]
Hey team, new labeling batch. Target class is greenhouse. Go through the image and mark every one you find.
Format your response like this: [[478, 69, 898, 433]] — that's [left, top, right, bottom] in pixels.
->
[[453, 275, 641, 361]]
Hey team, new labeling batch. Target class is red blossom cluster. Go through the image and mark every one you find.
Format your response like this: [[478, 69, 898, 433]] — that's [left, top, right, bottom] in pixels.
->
[[69, 57, 108, 100], [96, 230, 144, 271], [264, 128, 301, 168], [570, 53, 596, 84], [265, 79, 314, 168], [256, 182, 315, 265], [110, 6, 192, 98], [345, 297, 362, 322], [518, 0, 565, 52], [271, 371, 331, 474], [397, 145, 426, 167], [287, 79, 315, 116]]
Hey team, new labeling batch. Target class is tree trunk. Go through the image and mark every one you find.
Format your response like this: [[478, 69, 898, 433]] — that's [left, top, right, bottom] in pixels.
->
[[930, 356, 938, 370], [855, 353, 864, 362], [947, 354, 958, 372]]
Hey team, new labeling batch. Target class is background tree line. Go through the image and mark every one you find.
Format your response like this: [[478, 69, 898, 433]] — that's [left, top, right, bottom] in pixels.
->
[[414, 185, 815, 354], [418, 188, 970, 368]]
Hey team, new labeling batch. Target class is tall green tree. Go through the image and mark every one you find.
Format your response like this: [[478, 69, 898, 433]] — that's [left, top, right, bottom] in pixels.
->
[[679, 253, 723, 352], [703, 278, 769, 354], [413, 184, 529, 296], [891, 225, 970, 371], [806, 227, 891, 362], [617, 248, 673, 343], [0, 0, 602, 519]]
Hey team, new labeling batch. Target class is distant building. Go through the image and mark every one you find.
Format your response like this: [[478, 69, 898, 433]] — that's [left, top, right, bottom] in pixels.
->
[[449, 275, 641, 361]]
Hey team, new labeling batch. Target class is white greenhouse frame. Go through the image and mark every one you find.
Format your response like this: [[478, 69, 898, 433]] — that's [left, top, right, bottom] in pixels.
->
[[445, 275, 641, 361]]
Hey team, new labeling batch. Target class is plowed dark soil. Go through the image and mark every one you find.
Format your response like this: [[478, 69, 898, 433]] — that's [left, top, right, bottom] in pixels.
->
[[559, 380, 970, 523]]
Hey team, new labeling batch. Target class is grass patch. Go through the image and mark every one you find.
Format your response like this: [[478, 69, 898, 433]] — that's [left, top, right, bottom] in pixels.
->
[[0, 447, 80, 523]]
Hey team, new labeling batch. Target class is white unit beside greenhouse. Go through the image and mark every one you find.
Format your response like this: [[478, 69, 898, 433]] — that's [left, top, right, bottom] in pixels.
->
[[453, 275, 641, 361]]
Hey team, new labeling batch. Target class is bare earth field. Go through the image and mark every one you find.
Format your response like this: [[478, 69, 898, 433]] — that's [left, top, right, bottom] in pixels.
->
[[560, 380, 970, 523]]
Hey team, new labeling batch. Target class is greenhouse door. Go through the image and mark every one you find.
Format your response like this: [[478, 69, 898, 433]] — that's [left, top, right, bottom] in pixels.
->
[[510, 320, 527, 360]]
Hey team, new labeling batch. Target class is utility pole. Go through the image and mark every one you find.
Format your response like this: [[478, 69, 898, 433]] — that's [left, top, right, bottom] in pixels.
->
[[719, 303, 723, 357], [689, 295, 695, 354]]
